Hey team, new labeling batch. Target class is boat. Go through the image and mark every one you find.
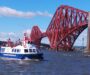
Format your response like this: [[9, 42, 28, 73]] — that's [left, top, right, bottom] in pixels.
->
[[0, 36, 43, 60]]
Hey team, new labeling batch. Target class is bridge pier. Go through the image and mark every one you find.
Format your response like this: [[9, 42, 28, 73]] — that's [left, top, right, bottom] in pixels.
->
[[85, 12, 90, 54]]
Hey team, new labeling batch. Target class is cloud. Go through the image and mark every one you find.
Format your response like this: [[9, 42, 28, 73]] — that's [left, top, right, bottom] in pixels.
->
[[0, 32, 23, 41], [0, 28, 47, 42], [0, 6, 53, 18], [37, 11, 53, 17], [74, 29, 87, 46]]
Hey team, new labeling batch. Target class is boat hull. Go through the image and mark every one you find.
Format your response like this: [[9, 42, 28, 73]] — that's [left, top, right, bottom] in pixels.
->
[[0, 53, 43, 60]]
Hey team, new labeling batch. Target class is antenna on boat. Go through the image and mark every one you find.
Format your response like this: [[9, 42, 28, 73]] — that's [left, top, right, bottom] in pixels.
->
[[22, 32, 29, 48]]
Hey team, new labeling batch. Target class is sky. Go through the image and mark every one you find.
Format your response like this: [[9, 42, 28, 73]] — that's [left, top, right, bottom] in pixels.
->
[[0, 0, 89, 46]]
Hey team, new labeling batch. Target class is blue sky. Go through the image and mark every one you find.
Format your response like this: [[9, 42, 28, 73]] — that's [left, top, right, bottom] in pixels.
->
[[0, 0, 89, 46]]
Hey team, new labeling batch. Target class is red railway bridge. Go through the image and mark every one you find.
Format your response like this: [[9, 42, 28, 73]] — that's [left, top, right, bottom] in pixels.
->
[[30, 5, 88, 51]]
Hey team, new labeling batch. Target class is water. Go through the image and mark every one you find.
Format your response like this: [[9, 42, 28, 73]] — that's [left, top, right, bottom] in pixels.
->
[[0, 49, 90, 75]]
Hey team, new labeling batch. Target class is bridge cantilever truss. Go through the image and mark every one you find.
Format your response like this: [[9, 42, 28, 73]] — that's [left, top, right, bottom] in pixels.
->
[[30, 5, 88, 51]]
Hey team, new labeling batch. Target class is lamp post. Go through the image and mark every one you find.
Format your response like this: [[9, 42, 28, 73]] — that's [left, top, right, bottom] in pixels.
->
[[82, 37, 84, 50]]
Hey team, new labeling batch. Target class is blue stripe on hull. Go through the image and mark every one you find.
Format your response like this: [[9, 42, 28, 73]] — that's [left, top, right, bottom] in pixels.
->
[[0, 53, 43, 60]]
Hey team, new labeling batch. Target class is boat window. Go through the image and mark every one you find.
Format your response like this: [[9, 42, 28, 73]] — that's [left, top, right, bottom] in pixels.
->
[[15, 49, 17, 52], [33, 49, 36, 52], [1, 48, 5, 51], [1, 48, 5, 52], [29, 49, 32, 52], [12, 49, 14, 52], [12, 49, 20, 52], [24, 49, 28, 52], [17, 49, 20, 52], [12, 49, 16, 52]]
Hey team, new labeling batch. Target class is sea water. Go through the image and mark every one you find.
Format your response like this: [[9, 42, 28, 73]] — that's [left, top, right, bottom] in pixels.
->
[[0, 49, 90, 75]]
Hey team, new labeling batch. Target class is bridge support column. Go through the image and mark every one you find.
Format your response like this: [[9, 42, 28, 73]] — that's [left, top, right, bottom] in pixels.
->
[[85, 12, 90, 54]]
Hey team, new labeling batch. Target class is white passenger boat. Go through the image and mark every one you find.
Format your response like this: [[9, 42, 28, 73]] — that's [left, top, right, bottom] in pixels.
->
[[0, 37, 43, 60]]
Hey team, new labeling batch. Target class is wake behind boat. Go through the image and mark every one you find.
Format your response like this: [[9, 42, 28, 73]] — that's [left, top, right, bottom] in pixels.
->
[[0, 34, 43, 60]]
